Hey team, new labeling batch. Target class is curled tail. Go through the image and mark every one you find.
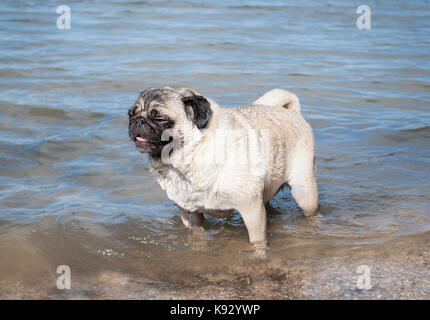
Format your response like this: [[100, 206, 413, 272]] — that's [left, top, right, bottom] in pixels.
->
[[253, 88, 301, 113]]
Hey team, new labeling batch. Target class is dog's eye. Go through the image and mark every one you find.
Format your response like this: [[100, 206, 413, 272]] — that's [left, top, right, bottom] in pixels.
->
[[154, 117, 168, 123]]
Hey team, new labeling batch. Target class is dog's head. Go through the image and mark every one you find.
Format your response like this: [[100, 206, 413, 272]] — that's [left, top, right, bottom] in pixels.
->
[[128, 87, 213, 157]]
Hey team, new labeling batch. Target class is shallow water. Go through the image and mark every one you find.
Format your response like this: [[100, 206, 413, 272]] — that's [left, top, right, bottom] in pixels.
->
[[0, 0, 429, 299]]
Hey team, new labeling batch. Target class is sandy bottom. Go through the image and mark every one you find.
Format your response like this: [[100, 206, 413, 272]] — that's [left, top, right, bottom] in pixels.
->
[[0, 220, 429, 300]]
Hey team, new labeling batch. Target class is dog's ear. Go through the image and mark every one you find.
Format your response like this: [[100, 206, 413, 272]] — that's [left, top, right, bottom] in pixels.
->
[[182, 95, 212, 129]]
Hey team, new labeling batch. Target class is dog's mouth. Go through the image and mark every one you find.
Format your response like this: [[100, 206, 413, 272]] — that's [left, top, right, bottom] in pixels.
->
[[130, 130, 174, 156], [133, 136, 158, 152]]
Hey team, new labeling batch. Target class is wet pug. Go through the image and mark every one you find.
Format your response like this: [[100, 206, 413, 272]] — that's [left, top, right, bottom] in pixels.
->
[[128, 87, 318, 247]]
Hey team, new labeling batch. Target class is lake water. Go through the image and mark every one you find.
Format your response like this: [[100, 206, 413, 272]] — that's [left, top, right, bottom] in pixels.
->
[[0, 0, 429, 299]]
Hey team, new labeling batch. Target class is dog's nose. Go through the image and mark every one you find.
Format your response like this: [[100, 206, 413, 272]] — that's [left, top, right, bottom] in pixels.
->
[[136, 117, 146, 127]]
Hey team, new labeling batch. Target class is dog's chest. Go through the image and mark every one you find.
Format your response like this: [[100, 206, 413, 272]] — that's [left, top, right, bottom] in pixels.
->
[[152, 166, 234, 213]]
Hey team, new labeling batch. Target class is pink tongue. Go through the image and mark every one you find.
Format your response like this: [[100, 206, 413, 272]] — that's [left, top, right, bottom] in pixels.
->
[[136, 137, 146, 142]]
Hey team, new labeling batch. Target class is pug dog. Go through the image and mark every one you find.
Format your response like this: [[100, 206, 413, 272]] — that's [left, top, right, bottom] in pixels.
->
[[128, 87, 318, 247]]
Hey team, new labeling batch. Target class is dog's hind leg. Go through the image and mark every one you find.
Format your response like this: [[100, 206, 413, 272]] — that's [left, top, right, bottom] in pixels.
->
[[289, 179, 318, 216], [288, 158, 318, 216]]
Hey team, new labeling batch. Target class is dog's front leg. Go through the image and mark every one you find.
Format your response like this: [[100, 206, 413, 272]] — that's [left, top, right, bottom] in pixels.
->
[[179, 207, 208, 250], [237, 199, 267, 246], [179, 207, 204, 228]]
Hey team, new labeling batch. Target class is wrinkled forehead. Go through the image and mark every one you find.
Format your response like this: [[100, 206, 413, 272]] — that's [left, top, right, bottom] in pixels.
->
[[130, 88, 179, 116], [129, 87, 198, 116]]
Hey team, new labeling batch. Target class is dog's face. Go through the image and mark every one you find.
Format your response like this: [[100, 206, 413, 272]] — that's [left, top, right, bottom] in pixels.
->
[[128, 87, 212, 157]]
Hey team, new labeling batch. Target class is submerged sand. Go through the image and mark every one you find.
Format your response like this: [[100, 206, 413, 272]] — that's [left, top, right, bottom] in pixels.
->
[[0, 218, 429, 299]]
